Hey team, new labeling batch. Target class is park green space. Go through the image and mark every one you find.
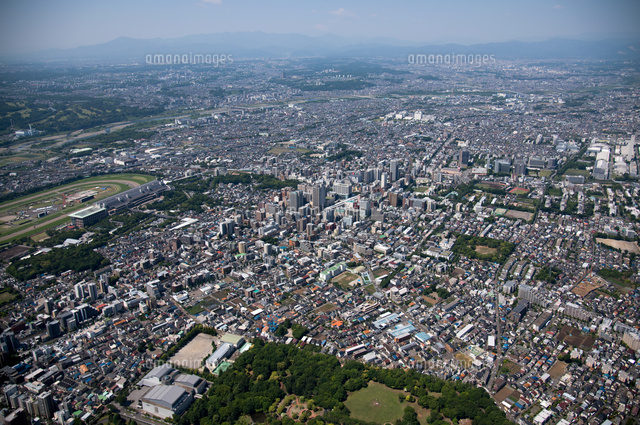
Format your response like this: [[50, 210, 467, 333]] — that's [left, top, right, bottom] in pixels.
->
[[345, 381, 429, 425]]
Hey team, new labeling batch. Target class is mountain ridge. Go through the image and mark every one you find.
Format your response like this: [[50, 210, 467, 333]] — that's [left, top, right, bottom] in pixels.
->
[[4, 32, 640, 63]]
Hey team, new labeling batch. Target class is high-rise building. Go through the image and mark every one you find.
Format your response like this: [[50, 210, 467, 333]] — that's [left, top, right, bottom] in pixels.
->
[[0, 331, 20, 353], [363, 169, 374, 184], [458, 150, 469, 168], [494, 159, 511, 174], [98, 277, 109, 294], [4, 407, 28, 425], [44, 299, 54, 315], [380, 172, 388, 189], [289, 190, 303, 211], [390, 159, 399, 181], [73, 283, 84, 300], [323, 209, 335, 222], [37, 392, 55, 419], [46, 321, 61, 339], [87, 283, 98, 301], [146, 282, 161, 298], [389, 192, 401, 207], [219, 220, 235, 236], [565, 302, 591, 321], [296, 218, 308, 233], [359, 200, 371, 217], [312, 185, 326, 209]]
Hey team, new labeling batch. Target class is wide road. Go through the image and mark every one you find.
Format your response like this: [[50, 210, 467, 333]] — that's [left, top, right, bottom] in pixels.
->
[[115, 405, 167, 425]]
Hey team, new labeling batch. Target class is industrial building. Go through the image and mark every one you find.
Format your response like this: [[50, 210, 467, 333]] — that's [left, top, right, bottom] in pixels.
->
[[219, 333, 246, 349], [140, 385, 193, 419], [140, 364, 174, 387]]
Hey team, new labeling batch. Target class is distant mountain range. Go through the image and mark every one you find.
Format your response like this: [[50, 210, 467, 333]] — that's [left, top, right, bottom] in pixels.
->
[[5, 32, 640, 63]]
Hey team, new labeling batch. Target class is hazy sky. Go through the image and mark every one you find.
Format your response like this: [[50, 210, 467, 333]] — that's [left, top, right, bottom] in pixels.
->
[[1, 0, 639, 55]]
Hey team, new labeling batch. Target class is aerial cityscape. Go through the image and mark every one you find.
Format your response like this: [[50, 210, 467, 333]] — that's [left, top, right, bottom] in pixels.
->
[[0, 2, 639, 425]]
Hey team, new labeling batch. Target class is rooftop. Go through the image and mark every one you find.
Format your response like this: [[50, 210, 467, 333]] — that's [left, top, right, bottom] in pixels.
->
[[68, 206, 106, 219], [142, 385, 188, 409]]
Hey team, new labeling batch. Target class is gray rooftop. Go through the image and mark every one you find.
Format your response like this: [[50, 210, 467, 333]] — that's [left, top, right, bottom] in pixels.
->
[[142, 363, 174, 381], [142, 385, 187, 409]]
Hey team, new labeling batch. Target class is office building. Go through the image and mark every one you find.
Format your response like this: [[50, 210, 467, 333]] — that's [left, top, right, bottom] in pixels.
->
[[87, 283, 98, 301], [74, 283, 85, 300], [380, 172, 388, 189], [219, 220, 235, 236], [46, 321, 61, 339], [458, 150, 469, 168], [494, 159, 511, 174], [36, 392, 55, 419], [312, 185, 326, 209], [289, 190, 303, 211], [390, 159, 399, 181]]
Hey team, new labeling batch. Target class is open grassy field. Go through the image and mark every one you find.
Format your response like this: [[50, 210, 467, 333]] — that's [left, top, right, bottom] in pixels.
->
[[508, 187, 530, 195], [596, 238, 640, 254], [476, 182, 506, 191], [0, 291, 19, 304], [505, 210, 535, 221], [0, 153, 49, 167], [268, 146, 311, 155], [169, 333, 216, 370], [333, 271, 360, 288], [187, 304, 206, 315], [564, 169, 590, 177], [548, 361, 567, 379], [372, 268, 389, 278], [345, 382, 428, 425], [455, 352, 474, 368], [500, 359, 521, 375], [313, 303, 338, 314], [475, 245, 497, 256]]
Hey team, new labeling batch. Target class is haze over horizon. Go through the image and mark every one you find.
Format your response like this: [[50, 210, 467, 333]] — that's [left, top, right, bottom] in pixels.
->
[[1, 0, 639, 56]]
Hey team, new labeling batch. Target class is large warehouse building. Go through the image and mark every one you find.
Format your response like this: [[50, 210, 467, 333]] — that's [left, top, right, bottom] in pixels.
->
[[140, 385, 193, 419], [138, 364, 206, 419]]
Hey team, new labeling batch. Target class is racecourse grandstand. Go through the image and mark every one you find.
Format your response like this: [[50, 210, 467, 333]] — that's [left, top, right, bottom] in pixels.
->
[[96, 180, 168, 214]]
